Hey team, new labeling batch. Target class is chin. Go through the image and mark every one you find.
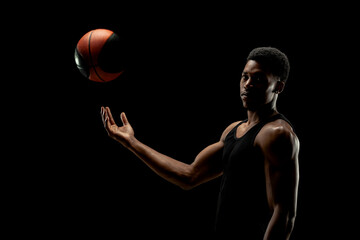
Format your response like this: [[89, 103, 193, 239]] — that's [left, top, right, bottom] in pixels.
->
[[242, 102, 261, 111]]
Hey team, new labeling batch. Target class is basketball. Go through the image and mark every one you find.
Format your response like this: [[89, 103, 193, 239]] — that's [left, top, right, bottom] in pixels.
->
[[74, 29, 125, 82]]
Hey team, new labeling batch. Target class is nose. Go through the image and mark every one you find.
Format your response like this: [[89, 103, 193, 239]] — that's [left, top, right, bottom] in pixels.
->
[[243, 78, 254, 90]]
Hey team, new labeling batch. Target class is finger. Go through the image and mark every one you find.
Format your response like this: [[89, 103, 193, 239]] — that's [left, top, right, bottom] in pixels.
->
[[120, 112, 129, 126], [101, 106, 112, 130], [105, 107, 116, 125], [100, 106, 107, 127], [105, 111, 112, 129]]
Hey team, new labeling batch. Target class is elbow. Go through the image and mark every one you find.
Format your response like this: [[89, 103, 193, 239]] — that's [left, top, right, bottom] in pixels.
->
[[287, 212, 296, 230], [271, 205, 297, 238], [283, 209, 296, 239], [175, 164, 220, 191], [178, 175, 198, 191], [177, 167, 200, 191], [287, 206, 297, 226], [179, 184, 195, 191], [177, 181, 196, 191], [289, 211, 296, 222]]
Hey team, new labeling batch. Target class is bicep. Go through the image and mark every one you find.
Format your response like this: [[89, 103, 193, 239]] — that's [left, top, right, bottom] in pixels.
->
[[266, 156, 299, 211], [189, 141, 224, 186], [263, 131, 300, 211], [188, 121, 238, 187], [189, 122, 239, 185]]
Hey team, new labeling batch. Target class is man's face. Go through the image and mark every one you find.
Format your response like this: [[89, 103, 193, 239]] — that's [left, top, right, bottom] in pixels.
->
[[240, 60, 280, 110]]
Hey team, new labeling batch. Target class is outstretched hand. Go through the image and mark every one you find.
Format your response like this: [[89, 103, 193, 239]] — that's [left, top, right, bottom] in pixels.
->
[[100, 106, 134, 147]]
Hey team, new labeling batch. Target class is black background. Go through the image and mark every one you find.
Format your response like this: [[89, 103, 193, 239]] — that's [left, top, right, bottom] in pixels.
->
[[15, 6, 358, 239]]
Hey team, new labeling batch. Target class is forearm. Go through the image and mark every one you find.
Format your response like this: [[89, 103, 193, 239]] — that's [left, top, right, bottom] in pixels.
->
[[126, 136, 194, 189]]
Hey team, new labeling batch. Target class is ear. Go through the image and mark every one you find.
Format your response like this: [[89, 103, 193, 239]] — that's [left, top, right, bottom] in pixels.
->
[[274, 80, 285, 94]]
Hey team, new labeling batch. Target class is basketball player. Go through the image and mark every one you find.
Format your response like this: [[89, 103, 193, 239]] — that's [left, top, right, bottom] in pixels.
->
[[100, 47, 300, 239]]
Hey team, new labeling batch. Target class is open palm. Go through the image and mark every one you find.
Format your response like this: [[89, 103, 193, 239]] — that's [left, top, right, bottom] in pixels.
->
[[100, 106, 134, 146]]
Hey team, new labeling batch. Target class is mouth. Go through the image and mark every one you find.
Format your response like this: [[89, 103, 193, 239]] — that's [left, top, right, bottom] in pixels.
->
[[241, 91, 257, 102], [241, 92, 251, 97]]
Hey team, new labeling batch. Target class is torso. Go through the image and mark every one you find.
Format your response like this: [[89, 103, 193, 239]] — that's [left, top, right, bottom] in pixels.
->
[[235, 121, 258, 139], [236, 119, 294, 146], [215, 113, 295, 237]]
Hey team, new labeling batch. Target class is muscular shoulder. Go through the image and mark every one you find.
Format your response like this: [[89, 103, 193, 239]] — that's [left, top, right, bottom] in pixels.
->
[[257, 119, 297, 139], [256, 119, 299, 164], [219, 120, 243, 143]]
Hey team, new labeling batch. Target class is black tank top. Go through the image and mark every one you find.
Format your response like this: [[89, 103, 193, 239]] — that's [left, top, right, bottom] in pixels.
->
[[214, 113, 293, 238]]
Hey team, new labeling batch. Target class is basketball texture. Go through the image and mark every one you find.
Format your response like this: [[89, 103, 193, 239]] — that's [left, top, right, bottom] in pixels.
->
[[75, 29, 124, 82]]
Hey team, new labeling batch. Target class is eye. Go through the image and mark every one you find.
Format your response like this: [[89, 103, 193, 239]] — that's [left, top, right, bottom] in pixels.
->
[[253, 73, 266, 82], [241, 74, 249, 81]]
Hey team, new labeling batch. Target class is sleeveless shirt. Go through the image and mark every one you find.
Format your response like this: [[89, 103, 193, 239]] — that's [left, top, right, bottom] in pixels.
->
[[214, 113, 293, 238]]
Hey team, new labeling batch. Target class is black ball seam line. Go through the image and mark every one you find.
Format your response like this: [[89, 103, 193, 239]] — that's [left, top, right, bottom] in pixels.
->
[[88, 30, 106, 82]]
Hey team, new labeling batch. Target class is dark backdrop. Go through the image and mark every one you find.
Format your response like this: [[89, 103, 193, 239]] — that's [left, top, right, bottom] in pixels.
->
[[21, 10, 357, 239]]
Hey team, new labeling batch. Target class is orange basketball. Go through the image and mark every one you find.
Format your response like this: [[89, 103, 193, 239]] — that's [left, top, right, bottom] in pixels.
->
[[74, 29, 125, 82]]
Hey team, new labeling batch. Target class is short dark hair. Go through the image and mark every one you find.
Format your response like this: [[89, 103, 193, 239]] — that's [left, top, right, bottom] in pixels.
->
[[247, 47, 290, 82]]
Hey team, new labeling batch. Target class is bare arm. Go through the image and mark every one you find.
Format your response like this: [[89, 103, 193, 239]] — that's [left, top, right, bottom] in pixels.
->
[[257, 124, 300, 240], [100, 106, 227, 190]]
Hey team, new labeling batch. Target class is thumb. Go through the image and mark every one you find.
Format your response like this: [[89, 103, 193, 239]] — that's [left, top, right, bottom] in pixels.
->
[[120, 112, 130, 126]]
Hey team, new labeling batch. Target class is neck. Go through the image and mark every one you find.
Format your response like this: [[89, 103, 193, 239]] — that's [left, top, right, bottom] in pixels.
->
[[246, 101, 278, 124]]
